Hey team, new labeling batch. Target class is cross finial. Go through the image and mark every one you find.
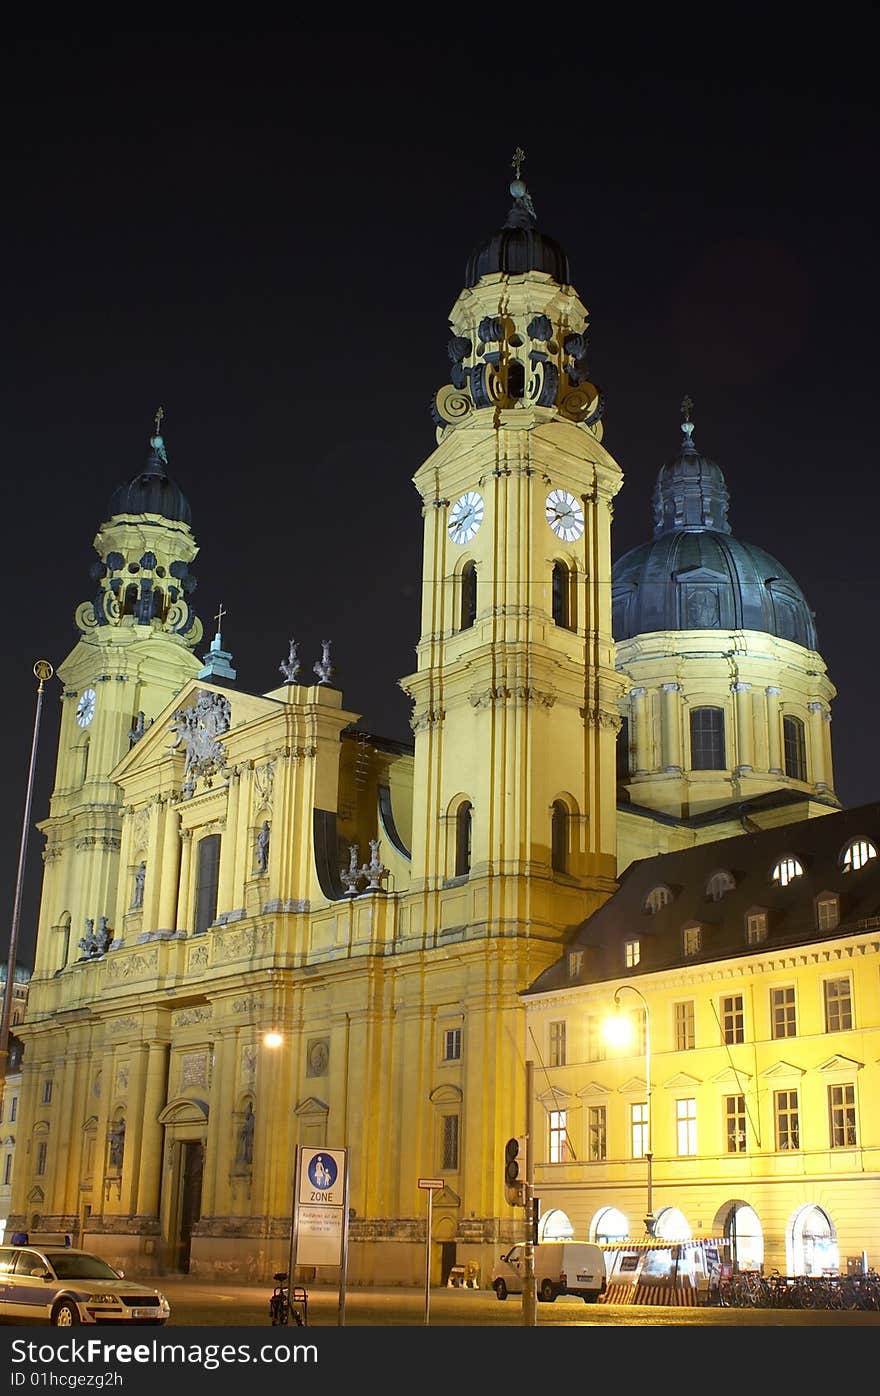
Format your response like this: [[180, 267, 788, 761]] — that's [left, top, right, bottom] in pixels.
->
[[214, 601, 226, 632], [512, 147, 526, 180], [154, 406, 165, 436], [681, 394, 694, 423]]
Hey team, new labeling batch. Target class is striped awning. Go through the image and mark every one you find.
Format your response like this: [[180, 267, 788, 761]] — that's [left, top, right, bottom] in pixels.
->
[[601, 1237, 729, 1251]]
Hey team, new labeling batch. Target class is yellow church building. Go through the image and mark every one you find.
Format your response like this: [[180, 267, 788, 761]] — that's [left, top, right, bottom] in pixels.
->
[[10, 166, 876, 1285]]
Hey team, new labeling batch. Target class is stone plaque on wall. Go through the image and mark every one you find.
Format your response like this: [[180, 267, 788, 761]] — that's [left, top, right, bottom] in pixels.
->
[[306, 1037, 330, 1078], [180, 1052, 207, 1089]]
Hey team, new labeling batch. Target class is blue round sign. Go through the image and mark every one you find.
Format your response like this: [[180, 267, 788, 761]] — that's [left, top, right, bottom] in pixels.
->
[[307, 1153, 338, 1191]]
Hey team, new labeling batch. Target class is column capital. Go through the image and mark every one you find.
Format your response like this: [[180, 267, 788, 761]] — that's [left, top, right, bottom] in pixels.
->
[[660, 683, 682, 694], [807, 701, 825, 714], [731, 681, 752, 693], [765, 686, 782, 696], [629, 687, 647, 699]]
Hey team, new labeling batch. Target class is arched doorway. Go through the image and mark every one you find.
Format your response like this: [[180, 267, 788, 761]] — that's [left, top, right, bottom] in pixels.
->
[[790, 1204, 839, 1276], [157, 1096, 209, 1273], [592, 1206, 629, 1243], [654, 1207, 692, 1240], [718, 1200, 764, 1272], [539, 1208, 574, 1241]]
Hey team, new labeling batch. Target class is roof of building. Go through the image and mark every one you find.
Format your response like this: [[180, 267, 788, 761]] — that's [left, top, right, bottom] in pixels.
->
[[108, 431, 192, 526], [465, 176, 571, 288], [526, 802, 880, 995], [0, 963, 31, 984], [612, 416, 816, 647]]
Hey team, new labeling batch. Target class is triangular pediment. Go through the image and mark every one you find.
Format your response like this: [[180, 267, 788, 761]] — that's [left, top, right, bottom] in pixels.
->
[[816, 1055, 863, 1073], [672, 565, 729, 584], [710, 1067, 753, 1086], [537, 1087, 571, 1105], [760, 1060, 805, 1079], [112, 678, 282, 783], [576, 1081, 613, 1099], [661, 1072, 702, 1090], [294, 1096, 328, 1116], [435, 1185, 460, 1207], [618, 1076, 648, 1096]]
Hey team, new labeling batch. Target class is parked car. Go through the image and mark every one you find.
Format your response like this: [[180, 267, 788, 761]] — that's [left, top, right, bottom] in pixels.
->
[[491, 1242, 607, 1303], [0, 1244, 170, 1325]]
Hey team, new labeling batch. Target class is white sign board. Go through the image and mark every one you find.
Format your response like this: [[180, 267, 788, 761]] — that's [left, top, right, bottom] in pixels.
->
[[298, 1148, 346, 1208], [293, 1146, 349, 1269]]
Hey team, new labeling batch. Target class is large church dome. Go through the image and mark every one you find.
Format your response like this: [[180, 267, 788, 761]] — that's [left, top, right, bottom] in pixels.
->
[[612, 416, 816, 649], [464, 176, 571, 287], [109, 431, 192, 526]]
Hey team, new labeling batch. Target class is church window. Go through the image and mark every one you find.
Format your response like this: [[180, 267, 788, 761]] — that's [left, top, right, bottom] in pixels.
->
[[690, 707, 726, 770], [841, 838, 877, 872], [460, 562, 477, 630], [35, 1141, 47, 1176], [783, 715, 807, 781], [41, 1080, 52, 1105], [443, 1028, 462, 1061], [122, 583, 139, 616], [3, 1154, 11, 1186], [552, 562, 575, 630], [771, 856, 803, 887], [9, 1098, 17, 1123], [441, 1114, 459, 1170], [194, 833, 221, 936], [454, 802, 472, 878], [644, 885, 673, 915], [706, 869, 736, 902], [816, 894, 839, 932], [616, 717, 630, 781], [551, 801, 568, 872]]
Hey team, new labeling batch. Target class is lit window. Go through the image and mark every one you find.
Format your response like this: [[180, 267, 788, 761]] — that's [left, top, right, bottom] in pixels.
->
[[676, 1098, 697, 1156], [631, 1102, 649, 1159], [624, 939, 640, 968], [586, 1016, 607, 1062], [775, 1090, 800, 1151], [674, 1001, 695, 1051], [746, 909, 768, 944], [690, 707, 726, 770], [771, 856, 804, 887], [770, 986, 797, 1039], [644, 885, 673, 915], [725, 1095, 747, 1153], [443, 1028, 462, 1062], [568, 950, 584, 979], [706, 870, 735, 902], [841, 838, 878, 873], [824, 978, 853, 1032], [828, 1084, 857, 1148], [721, 994, 744, 1045], [783, 715, 807, 781], [549, 1021, 567, 1068], [588, 1106, 607, 1161], [683, 923, 703, 957], [441, 1115, 459, 1170], [549, 1110, 570, 1163], [816, 895, 839, 933]]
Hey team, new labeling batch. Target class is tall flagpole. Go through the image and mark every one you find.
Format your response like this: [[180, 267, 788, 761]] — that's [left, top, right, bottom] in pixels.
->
[[0, 660, 54, 1095]]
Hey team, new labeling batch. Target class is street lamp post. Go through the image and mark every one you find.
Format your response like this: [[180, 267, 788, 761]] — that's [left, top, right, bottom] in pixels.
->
[[611, 984, 656, 1238]]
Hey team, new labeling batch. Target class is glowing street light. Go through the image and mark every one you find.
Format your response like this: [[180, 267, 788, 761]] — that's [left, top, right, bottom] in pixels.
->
[[263, 1030, 283, 1049], [604, 983, 656, 1237]]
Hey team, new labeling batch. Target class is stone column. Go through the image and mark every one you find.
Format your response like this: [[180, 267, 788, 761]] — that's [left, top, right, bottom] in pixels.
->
[[733, 682, 754, 772], [766, 687, 782, 774], [630, 687, 650, 774], [660, 683, 682, 771], [135, 1041, 169, 1219], [808, 701, 828, 788], [157, 802, 181, 934], [176, 830, 194, 934], [823, 711, 834, 793], [217, 771, 241, 917]]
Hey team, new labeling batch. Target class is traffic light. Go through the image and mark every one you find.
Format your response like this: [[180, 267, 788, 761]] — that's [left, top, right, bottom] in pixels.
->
[[504, 1136, 525, 1206]]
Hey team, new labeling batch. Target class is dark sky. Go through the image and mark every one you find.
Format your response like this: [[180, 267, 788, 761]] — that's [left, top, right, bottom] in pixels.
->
[[4, 31, 878, 970]]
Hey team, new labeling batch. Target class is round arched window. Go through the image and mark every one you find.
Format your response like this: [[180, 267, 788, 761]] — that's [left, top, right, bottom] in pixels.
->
[[841, 838, 878, 872]]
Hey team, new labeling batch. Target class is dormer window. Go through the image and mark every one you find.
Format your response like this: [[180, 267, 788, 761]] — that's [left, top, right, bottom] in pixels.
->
[[841, 838, 877, 873], [816, 893, 840, 933], [644, 884, 673, 915], [746, 909, 768, 945], [771, 856, 803, 888], [682, 923, 703, 957], [706, 869, 736, 902], [568, 950, 584, 979], [624, 939, 640, 968]]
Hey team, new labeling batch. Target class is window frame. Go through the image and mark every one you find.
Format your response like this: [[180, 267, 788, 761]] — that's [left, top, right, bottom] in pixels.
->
[[720, 993, 745, 1045], [624, 939, 640, 969], [674, 1000, 695, 1051], [588, 1105, 607, 1162], [783, 714, 807, 781], [745, 908, 768, 945], [774, 1088, 800, 1151], [770, 984, 797, 1039], [440, 1113, 460, 1171], [442, 1027, 462, 1062], [815, 893, 839, 933], [548, 1109, 570, 1163], [724, 1094, 747, 1153], [676, 1097, 697, 1156], [690, 705, 726, 771], [823, 977, 853, 1032], [828, 1083, 857, 1148], [548, 1020, 567, 1068], [630, 1101, 649, 1159]]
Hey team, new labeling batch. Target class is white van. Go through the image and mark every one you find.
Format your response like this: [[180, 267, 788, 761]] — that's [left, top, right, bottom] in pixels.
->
[[491, 1242, 607, 1303]]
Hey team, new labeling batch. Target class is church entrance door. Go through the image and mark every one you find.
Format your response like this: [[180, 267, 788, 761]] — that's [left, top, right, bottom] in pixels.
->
[[175, 1141, 204, 1273]]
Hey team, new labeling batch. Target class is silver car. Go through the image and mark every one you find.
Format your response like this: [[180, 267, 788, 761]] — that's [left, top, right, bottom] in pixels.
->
[[0, 1246, 170, 1326]]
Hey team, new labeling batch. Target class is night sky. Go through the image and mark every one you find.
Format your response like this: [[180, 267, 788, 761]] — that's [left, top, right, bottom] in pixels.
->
[[4, 31, 878, 971]]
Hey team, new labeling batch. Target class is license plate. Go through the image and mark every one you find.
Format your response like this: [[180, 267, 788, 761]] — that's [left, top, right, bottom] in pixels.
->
[[131, 1308, 156, 1319]]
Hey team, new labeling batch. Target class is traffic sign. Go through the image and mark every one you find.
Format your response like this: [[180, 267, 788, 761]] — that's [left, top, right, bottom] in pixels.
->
[[418, 1177, 444, 1190]]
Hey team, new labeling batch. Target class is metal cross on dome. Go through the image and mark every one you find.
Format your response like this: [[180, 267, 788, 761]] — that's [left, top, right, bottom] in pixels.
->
[[154, 406, 165, 434], [512, 147, 526, 180], [214, 602, 227, 632], [681, 395, 694, 423]]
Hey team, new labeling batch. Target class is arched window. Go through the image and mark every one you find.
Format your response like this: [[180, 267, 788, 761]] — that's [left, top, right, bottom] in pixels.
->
[[644, 885, 673, 915], [705, 869, 736, 902], [654, 1207, 692, 1241], [690, 707, 726, 770], [194, 833, 221, 935], [454, 802, 472, 878], [122, 584, 139, 617], [507, 359, 525, 400], [460, 562, 477, 630], [783, 715, 807, 781], [771, 856, 804, 887], [551, 801, 568, 872], [841, 838, 877, 872], [592, 1206, 629, 1244], [552, 561, 575, 630]]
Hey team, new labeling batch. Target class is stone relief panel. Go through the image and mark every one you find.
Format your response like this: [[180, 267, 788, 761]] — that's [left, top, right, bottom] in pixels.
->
[[187, 943, 209, 973], [105, 950, 158, 982], [180, 1052, 207, 1090], [306, 1038, 330, 1078], [173, 1006, 212, 1027], [240, 1044, 257, 1083], [115, 1063, 129, 1094], [254, 760, 275, 810], [215, 926, 272, 963]]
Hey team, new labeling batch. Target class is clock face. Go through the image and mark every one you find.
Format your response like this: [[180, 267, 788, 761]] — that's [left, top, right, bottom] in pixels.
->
[[546, 489, 585, 542], [448, 491, 484, 545], [76, 688, 97, 728]]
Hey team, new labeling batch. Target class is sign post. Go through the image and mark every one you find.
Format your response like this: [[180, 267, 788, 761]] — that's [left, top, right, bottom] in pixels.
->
[[418, 1177, 444, 1326], [290, 1146, 349, 1325]]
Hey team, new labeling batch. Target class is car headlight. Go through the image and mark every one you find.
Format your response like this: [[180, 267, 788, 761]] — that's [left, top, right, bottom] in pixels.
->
[[89, 1294, 120, 1304]]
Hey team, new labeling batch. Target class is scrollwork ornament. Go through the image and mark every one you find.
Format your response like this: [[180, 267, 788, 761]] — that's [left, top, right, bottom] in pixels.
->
[[434, 384, 473, 427]]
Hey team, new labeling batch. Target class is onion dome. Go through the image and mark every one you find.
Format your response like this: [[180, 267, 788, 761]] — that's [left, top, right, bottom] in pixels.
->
[[109, 415, 192, 526], [612, 404, 817, 648], [465, 157, 571, 287]]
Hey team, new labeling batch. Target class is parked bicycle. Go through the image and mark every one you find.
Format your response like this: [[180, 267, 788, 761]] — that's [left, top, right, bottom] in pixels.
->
[[268, 1272, 308, 1326]]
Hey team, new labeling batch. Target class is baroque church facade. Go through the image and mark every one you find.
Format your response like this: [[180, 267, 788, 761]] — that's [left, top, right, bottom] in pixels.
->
[[12, 171, 861, 1285]]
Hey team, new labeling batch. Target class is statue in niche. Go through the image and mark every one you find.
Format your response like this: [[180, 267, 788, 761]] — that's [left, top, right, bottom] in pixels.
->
[[237, 1101, 255, 1166], [255, 820, 271, 874], [131, 861, 146, 909], [687, 586, 720, 628], [108, 1117, 126, 1171]]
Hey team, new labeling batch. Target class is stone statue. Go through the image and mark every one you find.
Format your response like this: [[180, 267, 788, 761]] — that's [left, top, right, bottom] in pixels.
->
[[95, 916, 113, 954], [340, 844, 360, 895], [78, 918, 95, 957], [237, 1101, 255, 1167], [129, 711, 147, 745], [131, 861, 146, 909], [363, 838, 389, 891], [108, 1117, 126, 1171], [313, 640, 334, 686], [279, 639, 301, 684], [169, 689, 232, 798], [256, 820, 270, 874]]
